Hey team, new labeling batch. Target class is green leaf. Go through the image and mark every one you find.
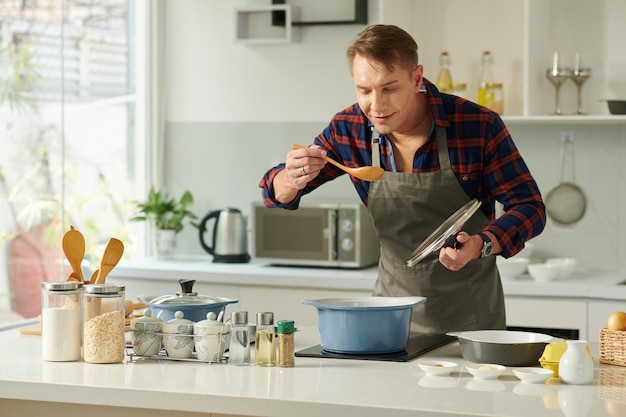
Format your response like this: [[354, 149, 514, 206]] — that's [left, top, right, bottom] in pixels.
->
[[130, 187, 197, 234]]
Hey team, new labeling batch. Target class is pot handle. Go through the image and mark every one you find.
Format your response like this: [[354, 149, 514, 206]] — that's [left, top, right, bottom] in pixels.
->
[[198, 210, 221, 255]]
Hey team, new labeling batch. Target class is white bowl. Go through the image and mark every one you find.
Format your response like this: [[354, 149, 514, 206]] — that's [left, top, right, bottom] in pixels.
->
[[545, 258, 577, 279], [466, 363, 506, 379], [513, 367, 554, 383], [528, 263, 560, 282], [497, 257, 529, 278], [417, 360, 458, 376]]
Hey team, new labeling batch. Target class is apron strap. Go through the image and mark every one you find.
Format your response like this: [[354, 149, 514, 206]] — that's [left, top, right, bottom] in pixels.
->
[[434, 125, 452, 171]]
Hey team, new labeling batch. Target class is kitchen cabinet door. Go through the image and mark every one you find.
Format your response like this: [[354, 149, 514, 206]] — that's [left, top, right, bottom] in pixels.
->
[[505, 296, 587, 339]]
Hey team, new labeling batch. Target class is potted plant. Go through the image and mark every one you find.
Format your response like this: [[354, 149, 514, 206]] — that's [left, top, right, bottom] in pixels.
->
[[130, 187, 198, 257]]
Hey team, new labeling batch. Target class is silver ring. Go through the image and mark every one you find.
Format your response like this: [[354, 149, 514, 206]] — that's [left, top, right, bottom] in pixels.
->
[[300, 166, 306, 176]]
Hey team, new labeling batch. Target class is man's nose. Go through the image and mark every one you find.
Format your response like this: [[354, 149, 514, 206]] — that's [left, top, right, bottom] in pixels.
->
[[370, 92, 386, 112]]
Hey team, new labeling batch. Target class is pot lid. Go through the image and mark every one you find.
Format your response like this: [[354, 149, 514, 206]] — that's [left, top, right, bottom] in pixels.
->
[[145, 279, 235, 306], [301, 296, 426, 311], [406, 199, 481, 267]]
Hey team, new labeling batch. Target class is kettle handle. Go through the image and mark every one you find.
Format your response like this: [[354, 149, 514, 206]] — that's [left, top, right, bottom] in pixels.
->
[[198, 210, 221, 255]]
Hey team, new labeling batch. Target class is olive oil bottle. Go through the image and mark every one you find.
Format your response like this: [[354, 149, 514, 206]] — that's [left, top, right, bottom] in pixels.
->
[[255, 312, 276, 366]]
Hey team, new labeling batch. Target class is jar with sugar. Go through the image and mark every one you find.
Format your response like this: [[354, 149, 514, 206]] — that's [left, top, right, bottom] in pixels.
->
[[41, 281, 84, 362]]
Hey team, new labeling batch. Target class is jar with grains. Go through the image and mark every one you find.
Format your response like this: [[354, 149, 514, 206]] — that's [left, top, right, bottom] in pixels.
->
[[41, 281, 83, 362], [83, 284, 126, 363]]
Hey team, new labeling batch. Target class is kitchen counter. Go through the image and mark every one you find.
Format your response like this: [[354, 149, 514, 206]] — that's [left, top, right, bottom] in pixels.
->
[[105, 258, 626, 343], [109, 256, 626, 301], [1, 324, 625, 417]]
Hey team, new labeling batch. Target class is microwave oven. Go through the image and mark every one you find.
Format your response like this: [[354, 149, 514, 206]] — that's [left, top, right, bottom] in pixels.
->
[[252, 203, 380, 268]]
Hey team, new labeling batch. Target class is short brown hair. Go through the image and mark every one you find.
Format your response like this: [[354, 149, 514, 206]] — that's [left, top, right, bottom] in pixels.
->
[[346, 24, 418, 73]]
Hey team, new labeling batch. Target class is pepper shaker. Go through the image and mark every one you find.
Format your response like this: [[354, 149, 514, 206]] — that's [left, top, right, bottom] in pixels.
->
[[277, 320, 295, 368]]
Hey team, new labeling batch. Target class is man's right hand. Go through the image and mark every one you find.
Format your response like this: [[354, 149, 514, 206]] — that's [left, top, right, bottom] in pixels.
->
[[273, 145, 327, 203]]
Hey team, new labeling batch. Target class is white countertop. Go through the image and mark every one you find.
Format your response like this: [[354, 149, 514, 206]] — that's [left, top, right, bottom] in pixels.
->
[[109, 256, 626, 301], [1, 324, 624, 417]]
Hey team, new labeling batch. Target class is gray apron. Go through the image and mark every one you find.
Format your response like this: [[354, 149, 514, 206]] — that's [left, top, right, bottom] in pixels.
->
[[368, 125, 506, 335]]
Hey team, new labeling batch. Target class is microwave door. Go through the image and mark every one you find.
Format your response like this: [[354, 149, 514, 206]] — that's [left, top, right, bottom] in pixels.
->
[[255, 207, 335, 263]]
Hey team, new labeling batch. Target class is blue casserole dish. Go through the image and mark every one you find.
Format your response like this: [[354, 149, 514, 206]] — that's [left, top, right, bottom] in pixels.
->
[[302, 296, 426, 354], [137, 279, 238, 322]]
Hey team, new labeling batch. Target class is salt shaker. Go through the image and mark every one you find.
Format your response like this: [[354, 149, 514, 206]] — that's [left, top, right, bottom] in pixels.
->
[[255, 312, 276, 367], [41, 281, 83, 362], [277, 320, 295, 368], [229, 311, 250, 366], [83, 284, 126, 364]]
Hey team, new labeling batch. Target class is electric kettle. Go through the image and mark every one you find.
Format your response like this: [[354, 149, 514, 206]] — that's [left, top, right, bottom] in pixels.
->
[[199, 208, 250, 263]]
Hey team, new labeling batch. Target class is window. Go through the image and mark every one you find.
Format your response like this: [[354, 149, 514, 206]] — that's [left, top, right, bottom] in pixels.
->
[[0, 0, 144, 324]]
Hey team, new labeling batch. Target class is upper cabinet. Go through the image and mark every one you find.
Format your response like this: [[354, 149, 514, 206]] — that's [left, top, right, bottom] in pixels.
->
[[380, 0, 626, 123]]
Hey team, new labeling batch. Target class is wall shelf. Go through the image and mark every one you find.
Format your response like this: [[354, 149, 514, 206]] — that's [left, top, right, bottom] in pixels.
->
[[235, 5, 296, 45], [271, 0, 367, 26], [503, 115, 626, 126]]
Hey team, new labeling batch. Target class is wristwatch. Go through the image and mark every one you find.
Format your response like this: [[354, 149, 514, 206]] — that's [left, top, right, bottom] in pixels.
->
[[478, 233, 494, 258]]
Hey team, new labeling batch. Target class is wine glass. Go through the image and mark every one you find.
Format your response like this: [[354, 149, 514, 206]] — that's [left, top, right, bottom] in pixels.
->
[[545, 52, 572, 115], [571, 53, 592, 115]]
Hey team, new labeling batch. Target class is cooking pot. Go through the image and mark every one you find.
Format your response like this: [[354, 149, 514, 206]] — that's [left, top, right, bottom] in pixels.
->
[[137, 279, 238, 322], [302, 296, 426, 354], [447, 330, 557, 366], [199, 207, 250, 263]]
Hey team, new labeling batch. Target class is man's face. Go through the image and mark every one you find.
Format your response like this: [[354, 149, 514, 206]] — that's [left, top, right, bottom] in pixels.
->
[[352, 54, 423, 135]]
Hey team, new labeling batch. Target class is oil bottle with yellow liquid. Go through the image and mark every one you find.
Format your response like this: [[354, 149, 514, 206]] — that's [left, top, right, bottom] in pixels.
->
[[436, 51, 453, 94], [477, 50, 494, 106]]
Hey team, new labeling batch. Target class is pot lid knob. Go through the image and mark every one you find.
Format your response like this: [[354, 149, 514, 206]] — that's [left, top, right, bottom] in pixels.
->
[[178, 279, 197, 296]]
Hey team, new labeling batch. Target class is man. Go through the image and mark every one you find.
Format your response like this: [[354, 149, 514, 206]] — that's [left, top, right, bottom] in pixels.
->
[[259, 24, 545, 335]]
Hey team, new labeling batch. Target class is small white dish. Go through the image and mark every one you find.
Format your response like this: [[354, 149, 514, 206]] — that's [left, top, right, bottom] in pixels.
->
[[545, 258, 577, 279], [417, 360, 458, 376], [466, 363, 506, 379], [528, 263, 560, 282], [497, 257, 529, 279], [513, 367, 554, 384]]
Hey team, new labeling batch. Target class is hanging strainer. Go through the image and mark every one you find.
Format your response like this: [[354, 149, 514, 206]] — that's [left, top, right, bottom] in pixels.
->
[[545, 131, 586, 225]]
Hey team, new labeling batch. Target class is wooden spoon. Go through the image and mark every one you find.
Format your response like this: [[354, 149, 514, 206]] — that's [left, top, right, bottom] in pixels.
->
[[95, 238, 124, 284], [62, 225, 85, 282], [292, 144, 384, 182]]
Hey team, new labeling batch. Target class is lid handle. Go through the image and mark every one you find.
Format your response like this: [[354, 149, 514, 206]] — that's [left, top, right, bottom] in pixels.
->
[[178, 279, 196, 295]]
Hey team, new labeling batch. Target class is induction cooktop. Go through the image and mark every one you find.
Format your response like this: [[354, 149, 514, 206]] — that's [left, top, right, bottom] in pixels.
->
[[295, 333, 455, 362]]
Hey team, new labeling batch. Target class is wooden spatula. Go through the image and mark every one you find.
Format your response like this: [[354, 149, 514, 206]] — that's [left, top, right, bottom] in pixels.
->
[[62, 225, 85, 282], [292, 144, 385, 182], [95, 238, 124, 284]]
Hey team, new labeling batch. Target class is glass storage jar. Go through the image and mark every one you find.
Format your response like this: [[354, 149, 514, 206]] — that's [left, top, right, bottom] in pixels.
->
[[83, 284, 126, 363], [41, 281, 83, 362]]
